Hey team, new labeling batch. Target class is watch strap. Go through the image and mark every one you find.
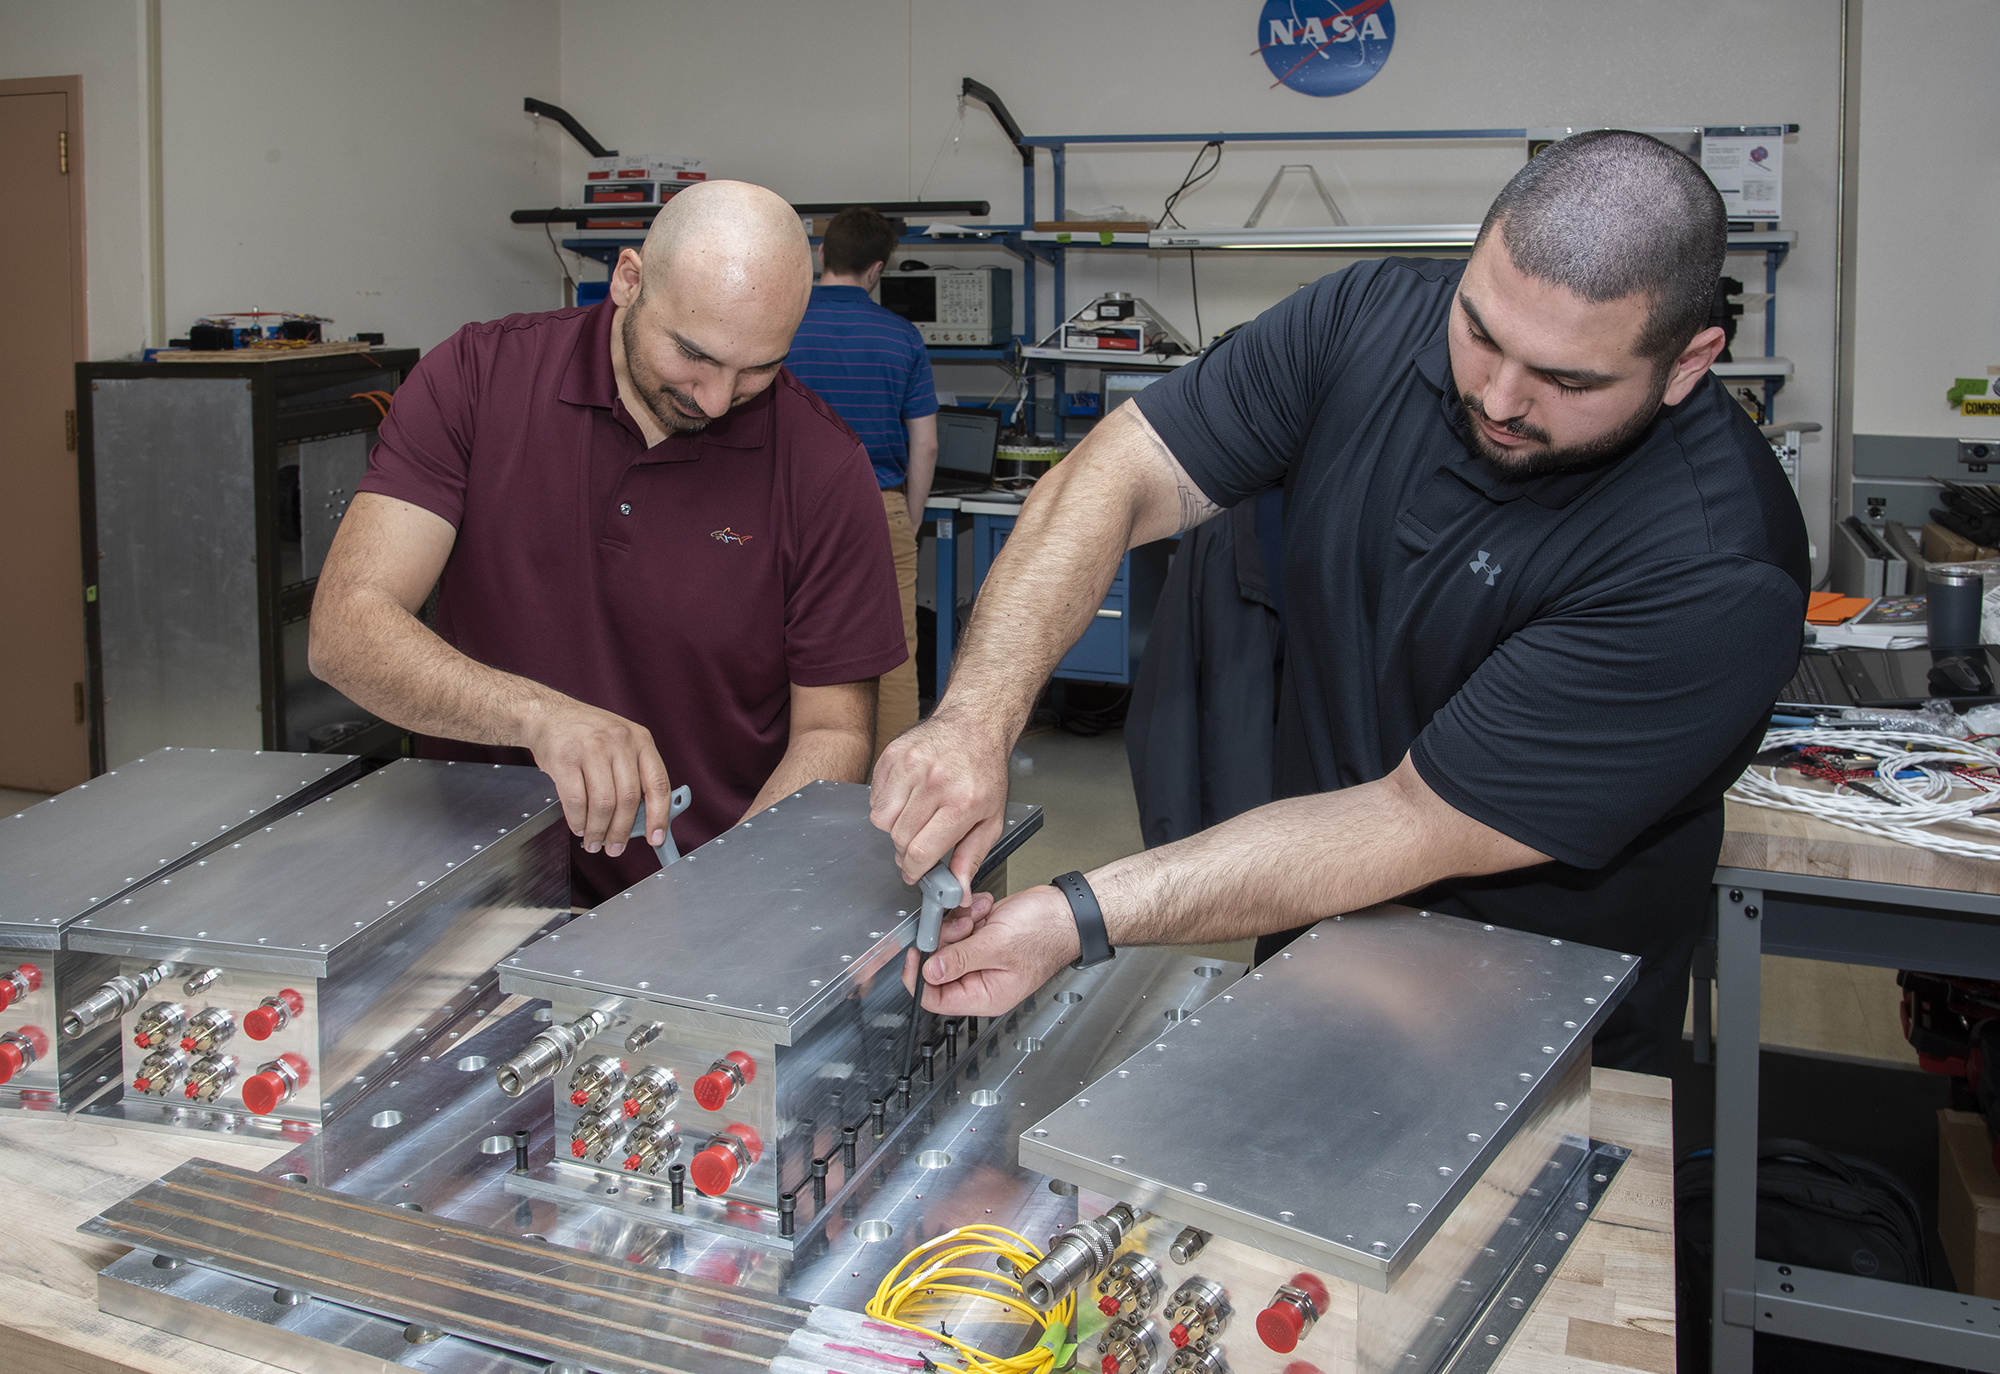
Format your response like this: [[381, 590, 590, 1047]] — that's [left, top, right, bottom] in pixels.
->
[[1053, 870, 1115, 969]]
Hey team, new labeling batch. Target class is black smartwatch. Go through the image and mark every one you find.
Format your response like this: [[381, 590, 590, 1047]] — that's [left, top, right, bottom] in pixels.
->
[[1052, 871, 1116, 969]]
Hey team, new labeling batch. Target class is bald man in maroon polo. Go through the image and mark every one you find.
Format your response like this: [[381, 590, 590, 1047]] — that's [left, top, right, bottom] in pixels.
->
[[310, 182, 906, 902]]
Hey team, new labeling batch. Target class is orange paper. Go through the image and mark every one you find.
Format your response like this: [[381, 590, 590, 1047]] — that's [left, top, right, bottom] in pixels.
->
[[1807, 591, 1875, 625]]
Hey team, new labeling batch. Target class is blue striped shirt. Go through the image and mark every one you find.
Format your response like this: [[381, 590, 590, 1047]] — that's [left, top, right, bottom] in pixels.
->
[[786, 285, 938, 488]]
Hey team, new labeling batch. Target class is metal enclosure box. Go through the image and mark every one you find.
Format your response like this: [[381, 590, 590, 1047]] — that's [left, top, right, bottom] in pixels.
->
[[1019, 908, 1638, 1374], [0, 748, 357, 1111], [66, 759, 568, 1131], [498, 780, 1040, 1230], [76, 350, 420, 770]]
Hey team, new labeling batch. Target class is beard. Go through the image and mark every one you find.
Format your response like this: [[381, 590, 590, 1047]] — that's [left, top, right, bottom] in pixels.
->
[[621, 303, 711, 433], [1456, 383, 1665, 477]]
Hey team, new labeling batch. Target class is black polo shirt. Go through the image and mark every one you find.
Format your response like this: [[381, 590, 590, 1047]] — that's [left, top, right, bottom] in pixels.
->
[[1136, 257, 1809, 1074]]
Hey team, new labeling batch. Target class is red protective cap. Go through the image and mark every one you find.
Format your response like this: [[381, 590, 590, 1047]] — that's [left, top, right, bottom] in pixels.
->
[[1256, 1301, 1306, 1353], [690, 1143, 740, 1196], [134, 1031, 153, 1048], [1098, 1296, 1121, 1317], [623, 1098, 642, 1118], [570, 1089, 592, 1107], [622, 1154, 645, 1173], [692, 1071, 733, 1112], [571, 1138, 589, 1158], [183, 1082, 201, 1100], [1169, 1325, 1191, 1349], [243, 1006, 280, 1040], [0, 964, 39, 1012], [180, 1036, 199, 1053], [242, 1070, 289, 1116], [132, 1075, 152, 1093], [0, 1040, 25, 1085], [1100, 1357, 1119, 1374]]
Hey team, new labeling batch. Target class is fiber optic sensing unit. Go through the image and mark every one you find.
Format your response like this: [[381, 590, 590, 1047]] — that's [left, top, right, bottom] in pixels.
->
[[494, 779, 1042, 1242], [62, 758, 568, 1134], [0, 747, 360, 1112]]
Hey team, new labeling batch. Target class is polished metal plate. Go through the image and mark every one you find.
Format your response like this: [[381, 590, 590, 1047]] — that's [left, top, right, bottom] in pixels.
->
[[67, 759, 560, 976], [0, 748, 357, 947], [1019, 906, 1638, 1287], [85, 1160, 808, 1374], [502, 781, 1042, 1043]]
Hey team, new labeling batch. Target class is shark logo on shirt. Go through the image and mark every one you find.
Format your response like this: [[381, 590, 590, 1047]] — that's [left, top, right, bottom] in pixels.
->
[[1468, 550, 1502, 586], [710, 527, 754, 545]]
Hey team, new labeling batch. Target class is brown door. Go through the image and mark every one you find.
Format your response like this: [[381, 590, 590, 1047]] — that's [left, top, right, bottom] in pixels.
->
[[0, 82, 88, 790]]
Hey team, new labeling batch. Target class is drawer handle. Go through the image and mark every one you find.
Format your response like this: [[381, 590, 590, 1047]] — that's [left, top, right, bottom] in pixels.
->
[[1095, 608, 1123, 619]]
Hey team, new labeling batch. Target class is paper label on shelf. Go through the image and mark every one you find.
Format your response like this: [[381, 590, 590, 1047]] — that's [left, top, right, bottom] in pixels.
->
[[1702, 127, 1784, 220], [1965, 398, 2000, 417]]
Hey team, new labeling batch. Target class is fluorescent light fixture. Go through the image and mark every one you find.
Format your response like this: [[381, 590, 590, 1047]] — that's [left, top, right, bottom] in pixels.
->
[[1148, 224, 1481, 251]]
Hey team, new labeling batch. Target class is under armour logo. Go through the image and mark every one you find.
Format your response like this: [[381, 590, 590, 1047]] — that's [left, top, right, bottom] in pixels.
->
[[1468, 551, 1503, 586]]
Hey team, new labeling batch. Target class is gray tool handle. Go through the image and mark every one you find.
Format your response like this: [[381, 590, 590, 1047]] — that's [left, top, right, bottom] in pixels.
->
[[914, 860, 964, 955], [630, 786, 693, 867]]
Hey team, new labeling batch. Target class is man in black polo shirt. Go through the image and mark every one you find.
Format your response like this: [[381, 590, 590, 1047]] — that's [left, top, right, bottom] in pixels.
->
[[870, 131, 1809, 1073]]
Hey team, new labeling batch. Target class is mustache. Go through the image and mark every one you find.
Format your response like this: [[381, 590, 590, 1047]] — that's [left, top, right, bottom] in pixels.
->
[[1460, 392, 1551, 446]]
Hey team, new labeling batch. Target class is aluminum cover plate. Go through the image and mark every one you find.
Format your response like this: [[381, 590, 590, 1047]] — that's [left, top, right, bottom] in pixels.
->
[[1018, 906, 1638, 1288], [66, 760, 560, 976], [0, 748, 356, 947], [502, 781, 1042, 1043]]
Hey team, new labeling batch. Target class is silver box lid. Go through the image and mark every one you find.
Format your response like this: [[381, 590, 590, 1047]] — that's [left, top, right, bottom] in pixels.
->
[[67, 760, 560, 977], [1017, 907, 1637, 1287], [500, 780, 1041, 1044], [0, 747, 356, 948]]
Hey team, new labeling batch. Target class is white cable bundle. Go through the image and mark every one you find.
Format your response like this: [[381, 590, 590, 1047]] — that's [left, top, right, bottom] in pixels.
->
[[1728, 727, 2000, 862]]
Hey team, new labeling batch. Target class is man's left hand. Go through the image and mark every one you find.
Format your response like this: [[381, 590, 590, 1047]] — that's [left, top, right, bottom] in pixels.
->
[[899, 885, 1080, 1017]]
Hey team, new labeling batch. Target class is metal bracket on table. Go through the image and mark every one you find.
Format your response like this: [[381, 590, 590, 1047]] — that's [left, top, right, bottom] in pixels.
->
[[1753, 1259, 2000, 1372]]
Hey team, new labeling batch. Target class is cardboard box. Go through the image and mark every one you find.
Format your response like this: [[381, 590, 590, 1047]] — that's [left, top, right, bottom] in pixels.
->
[[1939, 1109, 2000, 1297]]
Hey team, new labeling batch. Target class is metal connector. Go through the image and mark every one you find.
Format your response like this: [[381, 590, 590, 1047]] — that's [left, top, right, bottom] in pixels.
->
[[1021, 1201, 1140, 1311], [495, 1010, 608, 1097], [63, 961, 175, 1039]]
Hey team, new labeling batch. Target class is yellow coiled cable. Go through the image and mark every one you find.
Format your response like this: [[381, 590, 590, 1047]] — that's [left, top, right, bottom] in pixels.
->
[[864, 1224, 1077, 1374]]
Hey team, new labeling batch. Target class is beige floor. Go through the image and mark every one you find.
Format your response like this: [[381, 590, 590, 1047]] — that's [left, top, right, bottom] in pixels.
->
[[0, 787, 47, 815]]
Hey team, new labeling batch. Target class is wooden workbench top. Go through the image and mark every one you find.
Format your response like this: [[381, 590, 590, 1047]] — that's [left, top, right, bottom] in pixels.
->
[[5, 1069, 1676, 1374], [1721, 796, 2000, 895]]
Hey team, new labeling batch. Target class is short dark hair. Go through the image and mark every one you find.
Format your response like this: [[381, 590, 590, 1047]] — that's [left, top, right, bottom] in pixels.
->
[[821, 206, 898, 276], [1475, 129, 1726, 363]]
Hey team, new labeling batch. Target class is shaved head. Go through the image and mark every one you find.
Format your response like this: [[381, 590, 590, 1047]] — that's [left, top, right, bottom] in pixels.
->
[[637, 179, 813, 306], [608, 180, 812, 436]]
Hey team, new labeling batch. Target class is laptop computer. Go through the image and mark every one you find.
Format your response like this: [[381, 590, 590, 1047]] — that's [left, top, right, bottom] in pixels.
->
[[1779, 646, 2000, 711], [927, 406, 1003, 498]]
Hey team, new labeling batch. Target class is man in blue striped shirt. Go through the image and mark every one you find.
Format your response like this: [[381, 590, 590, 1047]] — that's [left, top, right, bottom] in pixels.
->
[[787, 207, 939, 753]]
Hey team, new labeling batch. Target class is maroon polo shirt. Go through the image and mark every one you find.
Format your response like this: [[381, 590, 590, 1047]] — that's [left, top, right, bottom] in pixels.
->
[[357, 301, 906, 901]]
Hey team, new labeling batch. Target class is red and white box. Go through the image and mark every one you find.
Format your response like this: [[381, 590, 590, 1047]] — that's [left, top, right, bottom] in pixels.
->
[[584, 155, 706, 184]]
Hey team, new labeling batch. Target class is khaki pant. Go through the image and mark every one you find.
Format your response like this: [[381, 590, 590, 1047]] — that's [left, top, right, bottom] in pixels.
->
[[876, 488, 920, 758]]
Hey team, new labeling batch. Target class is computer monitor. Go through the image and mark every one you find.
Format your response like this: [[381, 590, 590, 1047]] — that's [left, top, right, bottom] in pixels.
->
[[934, 406, 1000, 485]]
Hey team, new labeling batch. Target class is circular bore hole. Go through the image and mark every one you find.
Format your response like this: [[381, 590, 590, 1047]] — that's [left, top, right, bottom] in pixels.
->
[[1110, 1154, 1126, 1164], [1014, 1037, 1044, 1053], [1193, 966, 1222, 978], [397, 1202, 425, 1212], [916, 1150, 951, 1169], [1164, 1009, 1190, 1023], [370, 1111, 404, 1129], [278, 1172, 309, 1184], [456, 1055, 488, 1072], [970, 1089, 1000, 1106], [533, 1007, 554, 1022], [1053, 991, 1084, 1004], [478, 1135, 515, 1155], [854, 1220, 895, 1243]]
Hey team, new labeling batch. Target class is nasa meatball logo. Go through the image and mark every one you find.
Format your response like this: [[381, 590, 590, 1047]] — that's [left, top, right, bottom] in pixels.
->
[[1256, 1, 1395, 97]]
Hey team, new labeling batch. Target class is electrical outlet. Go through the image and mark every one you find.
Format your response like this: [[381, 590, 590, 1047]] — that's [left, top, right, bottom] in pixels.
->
[[1960, 440, 2000, 472]]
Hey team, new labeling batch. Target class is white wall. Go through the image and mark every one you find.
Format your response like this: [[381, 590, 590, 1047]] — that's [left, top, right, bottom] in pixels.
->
[[1850, 0, 2000, 440], [0, 0, 147, 357], [558, 0, 1844, 571], [158, 0, 563, 354]]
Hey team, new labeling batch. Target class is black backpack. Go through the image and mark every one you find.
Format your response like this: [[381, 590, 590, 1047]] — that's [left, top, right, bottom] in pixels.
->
[[1677, 1138, 1953, 1373]]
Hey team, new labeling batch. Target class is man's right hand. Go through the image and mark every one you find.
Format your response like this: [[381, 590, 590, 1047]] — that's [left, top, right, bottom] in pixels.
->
[[869, 708, 1011, 889], [520, 697, 675, 858]]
